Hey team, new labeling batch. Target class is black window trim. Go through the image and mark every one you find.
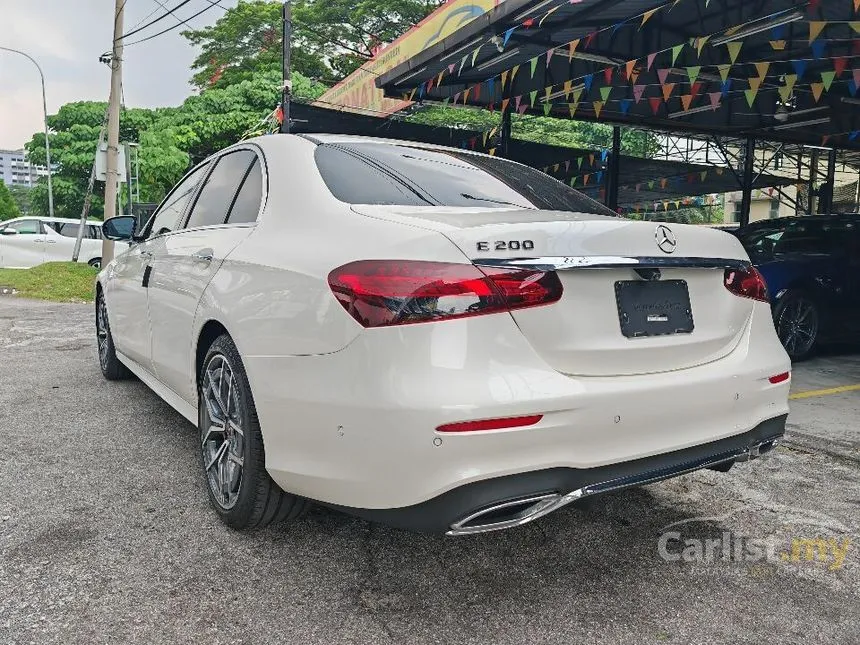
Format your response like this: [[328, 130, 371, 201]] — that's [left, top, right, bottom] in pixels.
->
[[180, 144, 267, 232]]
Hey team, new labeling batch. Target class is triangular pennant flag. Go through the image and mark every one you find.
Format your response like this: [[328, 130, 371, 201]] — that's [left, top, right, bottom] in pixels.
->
[[514, 95, 522, 112], [708, 92, 722, 109], [657, 69, 671, 85], [471, 47, 481, 67], [463, 87, 471, 103], [778, 84, 793, 102], [511, 65, 520, 82], [570, 176, 578, 186], [573, 88, 583, 104], [821, 70, 836, 91], [543, 104, 552, 116], [648, 180, 656, 190], [602, 66, 614, 84], [448, 63, 456, 75], [583, 174, 590, 185], [690, 81, 703, 96], [583, 74, 594, 93], [488, 148, 496, 157], [754, 62, 770, 79], [726, 42, 743, 64], [545, 85, 553, 103], [770, 40, 787, 50], [500, 70, 509, 89], [647, 52, 658, 70], [834, 57, 848, 78], [568, 101, 578, 117], [626, 60, 637, 80], [501, 98, 510, 113], [851, 22, 860, 34], [503, 27, 516, 48], [577, 158, 584, 169], [662, 83, 675, 101], [671, 44, 685, 66], [850, 130, 860, 141], [811, 82, 824, 102], [529, 56, 539, 78], [721, 79, 732, 97], [630, 69, 640, 85], [696, 36, 710, 56], [482, 131, 489, 146], [660, 178, 668, 189], [784, 74, 798, 93], [620, 98, 633, 115], [600, 86, 612, 102], [472, 82, 481, 100], [568, 39, 580, 62], [517, 101, 528, 115], [640, 8, 658, 28], [809, 21, 827, 42], [811, 40, 827, 59], [717, 64, 732, 82], [565, 160, 570, 173], [486, 77, 495, 98], [633, 84, 646, 103], [546, 47, 555, 67], [686, 66, 701, 84], [681, 94, 694, 111], [649, 97, 662, 115], [584, 31, 596, 48], [529, 89, 538, 106], [437, 71, 444, 88], [854, 68, 860, 89], [593, 101, 604, 118], [459, 54, 468, 75], [452, 92, 460, 104], [589, 154, 595, 166], [748, 76, 763, 92], [792, 59, 807, 78]]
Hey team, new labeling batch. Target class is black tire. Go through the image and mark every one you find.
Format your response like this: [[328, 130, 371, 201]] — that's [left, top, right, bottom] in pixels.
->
[[773, 291, 820, 362], [198, 333, 308, 530], [96, 290, 132, 380], [88, 257, 102, 269]]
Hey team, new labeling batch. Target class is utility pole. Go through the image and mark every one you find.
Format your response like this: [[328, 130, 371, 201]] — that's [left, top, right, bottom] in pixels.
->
[[101, 0, 125, 266], [280, 1, 291, 134]]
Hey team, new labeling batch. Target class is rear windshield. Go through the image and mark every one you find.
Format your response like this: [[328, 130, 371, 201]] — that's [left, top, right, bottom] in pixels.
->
[[314, 142, 615, 215], [737, 219, 849, 258]]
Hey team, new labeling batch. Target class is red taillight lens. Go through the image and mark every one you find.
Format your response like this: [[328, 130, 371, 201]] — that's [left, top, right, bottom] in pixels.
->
[[769, 372, 791, 384], [724, 266, 769, 303], [328, 260, 562, 327], [437, 415, 543, 433]]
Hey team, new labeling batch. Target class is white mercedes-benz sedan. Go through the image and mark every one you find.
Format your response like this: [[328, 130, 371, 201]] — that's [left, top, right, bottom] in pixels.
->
[[97, 134, 791, 535]]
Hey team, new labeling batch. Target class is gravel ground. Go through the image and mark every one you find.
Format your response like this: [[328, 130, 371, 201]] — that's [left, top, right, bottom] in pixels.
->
[[0, 298, 858, 645]]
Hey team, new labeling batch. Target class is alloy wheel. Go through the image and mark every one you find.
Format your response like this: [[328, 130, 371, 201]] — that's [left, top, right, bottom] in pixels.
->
[[777, 297, 818, 359], [201, 354, 245, 510], [96, 296, 110, 371]]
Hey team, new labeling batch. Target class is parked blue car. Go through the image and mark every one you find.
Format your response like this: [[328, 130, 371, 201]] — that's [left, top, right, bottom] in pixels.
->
[[735, 215, 860, 361]]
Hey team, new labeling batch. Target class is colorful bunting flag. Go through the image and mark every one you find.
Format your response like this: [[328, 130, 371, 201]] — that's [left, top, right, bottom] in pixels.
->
[[649, 97, 662, 115], [568, 39, 580, 62], [717, 64, 732, 82], [809, 21, 827, 42], [662, 83, 676, 101], [647, 52, 658, 70], [810, 82, 824, 102], [546, 47, 555, 67], [708, 92, 722, 109], [657, 69, 671, 85], [593, 101, 604, 118], [726, 42, 743, 64], [529, 56, 539, 78], [599, 86, 612, 102], [529, 89, 538, 106], [633, 84, 646, 103], [821, 70, 836, 91], [603, 67, 614, 84], [754, 62, 770, 79], [503, 27, 516, 48], [640, 8, 658, 28], [681, 94, 693, 111], [671, 44, 685, 66], [792, 59, 807, 79], [686, 66, 700, 84]]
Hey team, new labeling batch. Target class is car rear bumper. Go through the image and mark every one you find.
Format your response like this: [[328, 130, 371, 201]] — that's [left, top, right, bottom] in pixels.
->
[[245, 303, 790, 512], [322, 415, 786, 534]]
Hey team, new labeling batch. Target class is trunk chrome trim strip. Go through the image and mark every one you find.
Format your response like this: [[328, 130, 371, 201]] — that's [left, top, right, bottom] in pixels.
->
[[473, 256, 751, 272]]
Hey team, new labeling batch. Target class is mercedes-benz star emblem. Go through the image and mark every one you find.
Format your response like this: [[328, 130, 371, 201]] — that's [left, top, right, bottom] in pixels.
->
[[655, 225, 677, 254]]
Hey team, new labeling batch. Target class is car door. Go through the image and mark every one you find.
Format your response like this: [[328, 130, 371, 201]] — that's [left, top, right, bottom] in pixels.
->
[[0, 219, 47, 268], [42, 222, 79, 262], [147, 149, 261, 402], [106, 162, 211, 369]]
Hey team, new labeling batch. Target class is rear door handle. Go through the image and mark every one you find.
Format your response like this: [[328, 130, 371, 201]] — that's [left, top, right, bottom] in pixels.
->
[[192, 249, 214, 263]]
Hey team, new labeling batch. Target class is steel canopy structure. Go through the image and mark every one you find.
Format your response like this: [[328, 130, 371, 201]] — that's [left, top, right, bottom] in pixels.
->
[[373, 0, 860, 222]]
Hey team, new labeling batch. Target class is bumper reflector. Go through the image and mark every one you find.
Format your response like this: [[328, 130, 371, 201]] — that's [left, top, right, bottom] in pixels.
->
[[436, 415, 543, 433], [768, 372, 791, 384]]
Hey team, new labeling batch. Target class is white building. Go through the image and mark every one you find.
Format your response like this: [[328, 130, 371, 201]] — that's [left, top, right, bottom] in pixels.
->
[[0, 149, 49, 188]]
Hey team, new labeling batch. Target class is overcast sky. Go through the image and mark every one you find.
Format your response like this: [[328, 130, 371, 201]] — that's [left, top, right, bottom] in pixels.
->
[[0, 0, 239, 150]]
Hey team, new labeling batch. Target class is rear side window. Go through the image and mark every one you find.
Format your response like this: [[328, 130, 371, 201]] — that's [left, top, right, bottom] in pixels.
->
[[226, 158, 263, 224], [314, 143, 614, 215], [6, 219, 43, 234], [186, 150, 256, 229]]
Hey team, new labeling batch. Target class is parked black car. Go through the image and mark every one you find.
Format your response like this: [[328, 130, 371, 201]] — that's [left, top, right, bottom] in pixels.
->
[[735, 215, 860, 361]]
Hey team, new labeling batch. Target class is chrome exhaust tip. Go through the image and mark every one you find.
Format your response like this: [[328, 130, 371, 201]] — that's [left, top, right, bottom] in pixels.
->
[[446, 493, 562, 536]]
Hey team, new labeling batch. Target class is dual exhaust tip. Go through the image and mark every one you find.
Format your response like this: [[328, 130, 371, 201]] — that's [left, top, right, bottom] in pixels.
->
[[447, 436, 781, 536]]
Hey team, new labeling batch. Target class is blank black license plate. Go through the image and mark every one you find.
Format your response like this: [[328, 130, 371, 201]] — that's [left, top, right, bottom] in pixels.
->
[[614, 280, 694, 338]]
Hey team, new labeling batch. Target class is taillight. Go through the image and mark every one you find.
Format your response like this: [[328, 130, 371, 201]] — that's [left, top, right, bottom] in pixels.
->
[[437, 415, 543, 433], [328, 260, 563, 328], [769, 372, 791, 384], [724, 266, 768, 302]]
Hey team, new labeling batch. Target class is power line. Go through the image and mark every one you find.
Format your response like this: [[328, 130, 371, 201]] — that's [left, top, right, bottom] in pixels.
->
[[123, 1, 223, 48], [127, 0, 186, 33], [116, 0, 195, 41]]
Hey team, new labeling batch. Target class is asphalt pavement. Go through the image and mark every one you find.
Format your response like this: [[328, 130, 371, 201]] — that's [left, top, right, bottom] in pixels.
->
[[0, 298, 858, 645]]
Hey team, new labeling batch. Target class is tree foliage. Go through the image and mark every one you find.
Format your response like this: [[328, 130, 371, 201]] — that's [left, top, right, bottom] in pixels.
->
[[8, 185, 33, 216], [0, 182, 20, 221], [183, 0, 446, 89]]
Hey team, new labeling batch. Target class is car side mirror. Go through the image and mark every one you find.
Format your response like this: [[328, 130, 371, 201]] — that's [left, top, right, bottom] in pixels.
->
[[0, 228, 18, 236], [102, 216, 137, 242]]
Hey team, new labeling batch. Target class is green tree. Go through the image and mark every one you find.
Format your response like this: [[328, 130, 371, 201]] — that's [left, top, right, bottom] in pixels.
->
[[183, 0, 447, 89], [0, 182, 20, 220], [8, 185, 32, 216]]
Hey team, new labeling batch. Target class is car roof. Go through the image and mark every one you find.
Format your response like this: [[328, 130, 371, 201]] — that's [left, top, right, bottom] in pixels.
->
[[3, 216, 103, 225], [740, 214, 859, 230], [251, 132, 498, 157]]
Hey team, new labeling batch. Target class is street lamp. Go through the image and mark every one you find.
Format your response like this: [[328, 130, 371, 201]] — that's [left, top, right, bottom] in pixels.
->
[[0, 46, 55, 218]]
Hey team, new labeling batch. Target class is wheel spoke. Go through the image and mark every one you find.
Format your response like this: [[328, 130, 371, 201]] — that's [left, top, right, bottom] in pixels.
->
[[228, 418, 244, 437], [201, 423, 225, 445], [206, 441, 229, 472]]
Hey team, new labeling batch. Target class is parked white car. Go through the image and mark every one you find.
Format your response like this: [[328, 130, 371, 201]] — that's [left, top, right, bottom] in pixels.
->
[[96, 134, 791, 535], [0, 216, 121, 269]]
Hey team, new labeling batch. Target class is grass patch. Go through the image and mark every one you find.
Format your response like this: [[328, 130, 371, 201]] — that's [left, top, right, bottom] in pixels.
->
[[0, 262, 98, 303]]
